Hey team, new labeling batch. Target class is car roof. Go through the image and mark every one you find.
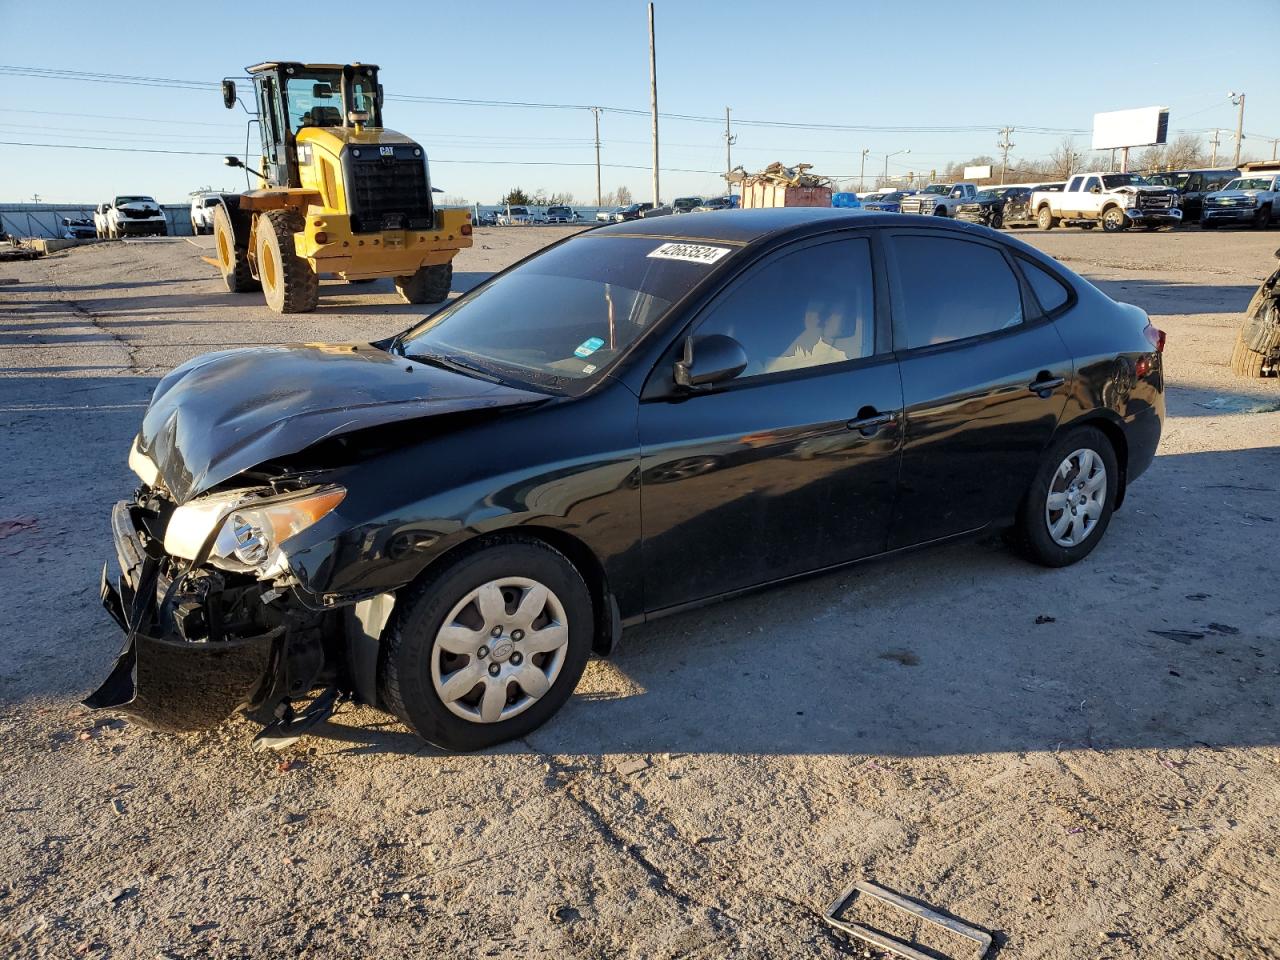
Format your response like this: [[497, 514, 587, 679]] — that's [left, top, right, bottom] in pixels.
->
[[591, 207, 916, 244]]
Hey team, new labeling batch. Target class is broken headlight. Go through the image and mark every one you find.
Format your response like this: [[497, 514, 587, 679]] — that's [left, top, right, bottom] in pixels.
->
[[164, 485, 346, 577]]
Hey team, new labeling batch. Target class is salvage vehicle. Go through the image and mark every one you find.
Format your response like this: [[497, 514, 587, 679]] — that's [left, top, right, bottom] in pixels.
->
[[954, 187, 1020, 228], [693, 196, 738, 212], [1200, 174, 1279, 230], [1230, 246, 1280, 377], [613, 202, 655, 221], [1000, 183, 1062, 228], [1032, 173, 1181, 232], [61, 216, 97, 240], [87, 209, 1166, 751], [96, 195, 168, 238], [544, 205, 580, 223], [497, 205, 534, 226], [1145, 169, 1238, 222], [213, 61, 471, 312], [899, 183, 978, 217], [862, 190, 909, 213], [596, 207, 623, 222], [189, 193, 224, 235]]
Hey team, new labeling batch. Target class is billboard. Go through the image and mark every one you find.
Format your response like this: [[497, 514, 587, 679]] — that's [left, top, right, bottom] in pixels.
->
[[1092, 106, 1170, 150], [963, 165, 993, 180]]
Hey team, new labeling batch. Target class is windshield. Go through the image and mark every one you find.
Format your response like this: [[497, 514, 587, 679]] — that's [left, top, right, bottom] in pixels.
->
[[921, 185, 949, 195], [285, 72, 343, 134], [1101, 174, 1151, 188], [1225, 178, 1274, 191], [547, 206, 570, 215], [1146, 173, 1188, 188], [396, 236, 736, 394], [674, 197, 701, 208], [115, 196, 154, 204]]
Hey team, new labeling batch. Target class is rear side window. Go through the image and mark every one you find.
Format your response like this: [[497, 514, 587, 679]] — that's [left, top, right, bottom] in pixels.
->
[[1019, 257, 1072, 315], [892, 236, 1023, 349], [695, 237, 876, 377]]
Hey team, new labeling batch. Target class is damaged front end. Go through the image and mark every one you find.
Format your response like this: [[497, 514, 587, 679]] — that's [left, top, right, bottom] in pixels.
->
[[1231, 250, 1280, 378], [86, 474, 345, 739]]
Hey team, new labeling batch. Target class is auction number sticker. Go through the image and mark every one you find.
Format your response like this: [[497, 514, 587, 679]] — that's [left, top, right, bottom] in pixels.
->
[[647, 242, 732, 265]]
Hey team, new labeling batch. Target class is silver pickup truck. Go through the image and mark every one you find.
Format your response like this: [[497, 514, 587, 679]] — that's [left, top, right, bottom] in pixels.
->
[[1200, 174, 1279, 230], [899, 183, 978, 217]]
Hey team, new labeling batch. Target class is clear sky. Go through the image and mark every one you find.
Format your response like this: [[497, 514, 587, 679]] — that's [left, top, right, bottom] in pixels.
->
[[2, 0, 1278, 205]]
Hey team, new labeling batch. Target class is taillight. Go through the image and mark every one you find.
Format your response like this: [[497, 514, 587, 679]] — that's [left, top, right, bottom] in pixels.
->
[[1143, 322, 1166, 353]]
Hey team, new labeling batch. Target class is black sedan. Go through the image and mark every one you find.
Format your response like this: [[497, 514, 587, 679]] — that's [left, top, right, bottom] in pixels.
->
[[88, 210, 1166, 751], [955, 187, 1020, 228]]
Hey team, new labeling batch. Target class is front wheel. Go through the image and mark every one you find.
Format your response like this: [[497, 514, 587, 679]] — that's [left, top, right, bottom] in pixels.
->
[[379, 539, 594, 751], [256, 209, 318, 313], [1101, 207, 1128, 232], [395, 262, 453, 304], [1011, 426, 1119, 567], [1254, 205, 1273, 230]]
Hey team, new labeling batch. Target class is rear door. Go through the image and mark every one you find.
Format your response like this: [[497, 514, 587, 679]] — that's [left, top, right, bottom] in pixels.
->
[[885, 230, 1073, 548], [638, 232, 903, 611]]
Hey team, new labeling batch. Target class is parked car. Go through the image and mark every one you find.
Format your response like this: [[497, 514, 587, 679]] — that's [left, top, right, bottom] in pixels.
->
[[613, 202, 654, 222], [544, 205, 580, 223], [900, 183, 979, 217], [596, 207, 623, 223], [862, 191, 909, 213], [497, 205, 534, 226], [1199, 174, 1279, 230], [1145, 169, 1238, 222], [61, 216, 96, 240], [954, 187, 1021, 228], [831, 192, 863, 209], [1031, 173, 1180, 232], [473, 210, 499, 227], [95, 195, 168, 238], [189, 193, 224, 235], [693, 196, 738, 212], [87, 208, 1165, 751], [1001, 183, 1063, 228]]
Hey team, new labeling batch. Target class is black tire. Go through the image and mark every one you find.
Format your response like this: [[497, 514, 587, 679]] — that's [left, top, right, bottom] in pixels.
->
[[379, 539, 594, 751], [212, 202, 260, 293], [1037, 206, 1056, 231], [1254, 205, 1272, 230], [1010, 426, 1119, 568], [257, 209, 319, 313], [933, 206, 949, 217], [1201, 220, 1218, 230], [1230, 328, 1267, 378], [395, 262, 453, 304], [991, 210, 1004, 230], [1101, 207, 1128, 233]]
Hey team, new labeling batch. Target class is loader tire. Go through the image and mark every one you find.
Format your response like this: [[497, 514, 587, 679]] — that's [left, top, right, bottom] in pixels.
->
[[1230, 329, 1265, 378], [395, 262, 453, 304], [257, 209, 318, 313], [213, 203, 260, 293]]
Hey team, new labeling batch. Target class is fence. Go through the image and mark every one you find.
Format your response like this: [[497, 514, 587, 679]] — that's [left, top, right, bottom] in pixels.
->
[[0, 203, 197, 240]]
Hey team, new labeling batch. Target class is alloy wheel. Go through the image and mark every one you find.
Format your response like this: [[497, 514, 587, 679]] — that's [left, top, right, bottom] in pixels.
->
[[1044, 448, 1107, 547], [429, 577, 569, 724]]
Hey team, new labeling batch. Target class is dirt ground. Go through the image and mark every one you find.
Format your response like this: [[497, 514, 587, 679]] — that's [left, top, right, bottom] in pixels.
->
[[1, 223, 1278, 959]]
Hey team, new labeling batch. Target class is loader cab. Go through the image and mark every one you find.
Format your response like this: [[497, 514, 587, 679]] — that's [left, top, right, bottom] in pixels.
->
[[222, 62, 384, 189]]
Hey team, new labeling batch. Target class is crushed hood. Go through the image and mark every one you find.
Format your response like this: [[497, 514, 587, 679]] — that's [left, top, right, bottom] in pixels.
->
[[138, 343, 548, 503]]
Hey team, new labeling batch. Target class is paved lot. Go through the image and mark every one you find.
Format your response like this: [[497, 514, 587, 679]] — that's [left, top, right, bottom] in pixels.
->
[[2, 225, 1279, 958]]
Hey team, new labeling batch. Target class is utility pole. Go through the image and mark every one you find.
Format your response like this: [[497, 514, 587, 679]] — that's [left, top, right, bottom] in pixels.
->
[[590, 107, 602, 208], [648, 2, 660, 208], [1209, 128, 1221, 165], [860, 148, 869, 191], [997, 126, 1015, 184], [1229, 92, 1246, 166], [724, 107, 736, 193], [1271, 137, 1279, 161]]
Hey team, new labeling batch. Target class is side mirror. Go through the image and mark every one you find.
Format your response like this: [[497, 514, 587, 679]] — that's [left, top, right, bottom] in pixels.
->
[[673, 334, 748, 390], [376, 83, 385, 109], [221, 79, 237, 110], [312, 82, 334, 98], [223, 155, 243, 168]]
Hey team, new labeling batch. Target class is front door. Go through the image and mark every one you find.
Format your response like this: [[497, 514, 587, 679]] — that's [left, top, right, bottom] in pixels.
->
[[638, 233, 904, 612], [884, 231, 1073, 548]]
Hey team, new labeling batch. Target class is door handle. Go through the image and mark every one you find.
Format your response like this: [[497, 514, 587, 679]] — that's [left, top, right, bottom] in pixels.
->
[[846, 411, 895, 435], [1027, 375, 1065, 396]]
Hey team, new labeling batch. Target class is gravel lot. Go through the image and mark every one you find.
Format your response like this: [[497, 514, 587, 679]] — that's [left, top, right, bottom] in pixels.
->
[[2, 224, 1278, 959]]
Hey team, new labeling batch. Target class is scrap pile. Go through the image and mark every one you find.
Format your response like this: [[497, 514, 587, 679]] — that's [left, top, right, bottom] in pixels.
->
[[728, 161, 834, 209]]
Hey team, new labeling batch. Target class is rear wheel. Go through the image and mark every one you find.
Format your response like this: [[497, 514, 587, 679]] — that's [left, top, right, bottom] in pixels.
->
[[1102, 207, 1128, 232], [256, 209, 318, 313], [1230, 328, 1266, 377], [212, 203, 259, 293], [379, 539, 594, 751], [395, 262, 453, 304], [1011, 426, 1119, 567], [1037, 207, 1057, 231]]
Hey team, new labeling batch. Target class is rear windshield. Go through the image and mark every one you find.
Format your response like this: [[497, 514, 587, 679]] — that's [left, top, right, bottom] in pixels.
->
[[397, 236, 737, 395], [115, 196, 154, 204]]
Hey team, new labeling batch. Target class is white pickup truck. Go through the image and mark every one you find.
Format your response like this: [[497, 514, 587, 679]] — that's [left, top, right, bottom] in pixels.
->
[[899, 182, 979, 217], [1030, 172, 1181, 233], [1200, 174, 1279, 230], [95, 195, 168, 238]]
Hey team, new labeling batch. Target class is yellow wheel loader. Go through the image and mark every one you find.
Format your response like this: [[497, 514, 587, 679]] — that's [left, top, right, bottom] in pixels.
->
[[213, 62, 471, 313]]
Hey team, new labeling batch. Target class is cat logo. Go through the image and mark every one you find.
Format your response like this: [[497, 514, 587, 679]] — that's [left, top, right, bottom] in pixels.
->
[[379, 146, 395, 157]]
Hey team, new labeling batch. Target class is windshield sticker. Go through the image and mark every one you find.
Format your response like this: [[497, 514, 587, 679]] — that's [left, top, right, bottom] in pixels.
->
[[574, 337, 605, 358], [581, 363, 597, 375], [647, 242, 732, 265]]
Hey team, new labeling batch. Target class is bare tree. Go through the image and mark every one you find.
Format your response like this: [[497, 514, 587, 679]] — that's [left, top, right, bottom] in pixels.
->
[[615, 185, 633, 206], [1048, 137, 1083, 180], [438, 194, 469, 208]]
